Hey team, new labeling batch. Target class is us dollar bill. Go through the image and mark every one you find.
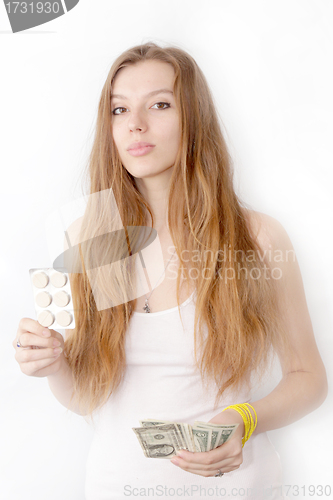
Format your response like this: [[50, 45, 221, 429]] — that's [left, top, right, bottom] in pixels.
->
[[193, 421, 239, 449], [139, 419, 196, 452], [132, 423, 186, 458], [133, 419, 239, 458], [192, 427, 211, 452]]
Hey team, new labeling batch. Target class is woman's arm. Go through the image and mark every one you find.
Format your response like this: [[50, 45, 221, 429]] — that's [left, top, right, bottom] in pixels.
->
[[244, 212, 327, 433], [171, 211, 328, 476], [47, 350, 86, 416]]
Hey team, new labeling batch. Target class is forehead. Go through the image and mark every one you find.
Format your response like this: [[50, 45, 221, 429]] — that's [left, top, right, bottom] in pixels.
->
[[111, 60, 175, 98]]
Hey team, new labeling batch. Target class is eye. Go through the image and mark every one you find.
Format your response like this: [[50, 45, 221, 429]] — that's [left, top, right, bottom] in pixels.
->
[[111, 102, 171, 115], [151, 102, 171, 110], [112, 107, 127, 115]]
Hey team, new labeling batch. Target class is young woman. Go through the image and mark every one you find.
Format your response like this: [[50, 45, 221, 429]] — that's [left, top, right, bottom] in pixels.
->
[[14, 42, 327, 499]]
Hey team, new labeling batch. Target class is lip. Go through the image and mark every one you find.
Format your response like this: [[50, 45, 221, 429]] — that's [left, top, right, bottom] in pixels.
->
[[127, 142, 155, 157], [127, 142, 155, 151]]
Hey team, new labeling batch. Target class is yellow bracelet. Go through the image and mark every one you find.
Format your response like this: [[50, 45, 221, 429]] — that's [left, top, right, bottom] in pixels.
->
[[222, 403, 257, 447], [222, 404, 254, 446], [244, 403, 258, 434], [236, 403, 256, 445]]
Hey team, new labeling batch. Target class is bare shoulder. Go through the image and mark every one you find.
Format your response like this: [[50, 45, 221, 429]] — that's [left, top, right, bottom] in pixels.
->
[[243, 208, 293, 253]]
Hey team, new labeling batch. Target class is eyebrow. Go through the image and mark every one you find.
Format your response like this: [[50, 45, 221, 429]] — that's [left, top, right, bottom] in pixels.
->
[[110, 88, 174, 100]]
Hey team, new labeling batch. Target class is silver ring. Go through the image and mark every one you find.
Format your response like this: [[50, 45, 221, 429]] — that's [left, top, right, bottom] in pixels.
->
[[16, 337, 35, 350], [214, 469, 224, 477]]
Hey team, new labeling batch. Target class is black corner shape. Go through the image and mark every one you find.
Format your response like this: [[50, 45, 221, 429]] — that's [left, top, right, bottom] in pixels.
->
[[4, 0, 81, 33]]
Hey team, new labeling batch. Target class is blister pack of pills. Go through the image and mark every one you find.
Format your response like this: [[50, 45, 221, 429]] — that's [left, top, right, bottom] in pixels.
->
[[29, 268, 76, 329]]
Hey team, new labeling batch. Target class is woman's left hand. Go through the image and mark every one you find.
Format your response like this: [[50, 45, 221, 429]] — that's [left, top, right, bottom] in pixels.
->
[[170, 409, 244, 477]]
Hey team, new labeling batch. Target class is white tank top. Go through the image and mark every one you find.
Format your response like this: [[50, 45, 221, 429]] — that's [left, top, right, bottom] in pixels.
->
[[84, 290, 285, 499]]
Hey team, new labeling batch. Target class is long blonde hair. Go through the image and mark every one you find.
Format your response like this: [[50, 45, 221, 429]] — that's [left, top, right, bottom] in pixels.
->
[[64, 42, 290, 418]]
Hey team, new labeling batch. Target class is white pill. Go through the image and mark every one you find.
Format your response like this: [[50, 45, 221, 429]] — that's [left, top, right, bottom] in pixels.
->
[[35, 291, 52, 308], [56, 310, 72, 327], [54, 291, 70, 307], [38, 310, 54, 327], [32, 272, 49, 288], [50, 271, 67, 288]]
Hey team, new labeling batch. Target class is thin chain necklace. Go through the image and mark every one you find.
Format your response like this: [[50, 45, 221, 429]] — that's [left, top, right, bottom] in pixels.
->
[[138, 248, 177, 313]]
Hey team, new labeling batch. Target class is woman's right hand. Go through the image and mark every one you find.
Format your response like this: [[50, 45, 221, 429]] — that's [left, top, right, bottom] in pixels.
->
[[13, 318, 65, 378]]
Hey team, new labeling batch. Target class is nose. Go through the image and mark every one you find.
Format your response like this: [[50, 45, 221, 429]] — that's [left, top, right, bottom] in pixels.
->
[[128, 108, 147, 133]]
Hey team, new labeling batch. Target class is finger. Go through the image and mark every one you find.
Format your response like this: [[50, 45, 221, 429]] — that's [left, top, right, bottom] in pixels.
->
[[17, 317, 51, 338], [171, 445, 242, 470], [170, 462, 240, 477], [19, 350, 63, 376], [15, 347, 62, 364], [14, 318, 63, 349], [181, 437, 242, 464], [14, 332, 63, 351], [16, 318, 63, 343], [171, 453, 237, 473], [174, 446, 231, 465]]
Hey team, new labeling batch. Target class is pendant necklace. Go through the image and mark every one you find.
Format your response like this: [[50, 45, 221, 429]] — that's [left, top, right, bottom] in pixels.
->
[[139, 248, 177, 313]]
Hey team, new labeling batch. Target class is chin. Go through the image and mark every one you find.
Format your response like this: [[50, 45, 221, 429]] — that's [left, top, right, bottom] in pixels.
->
[[124, 164, 174, 180]]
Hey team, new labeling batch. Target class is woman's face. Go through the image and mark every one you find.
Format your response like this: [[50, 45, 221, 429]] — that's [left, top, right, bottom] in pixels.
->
[[111, 60, 181, 185]]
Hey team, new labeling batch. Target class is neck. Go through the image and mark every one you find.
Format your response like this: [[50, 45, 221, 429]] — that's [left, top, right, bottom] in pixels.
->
[[135, 174, 171, 233]]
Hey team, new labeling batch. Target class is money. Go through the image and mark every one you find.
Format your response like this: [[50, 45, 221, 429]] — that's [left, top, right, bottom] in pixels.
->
[[193, 421, 238, 448], [132, 419, 239, 458]]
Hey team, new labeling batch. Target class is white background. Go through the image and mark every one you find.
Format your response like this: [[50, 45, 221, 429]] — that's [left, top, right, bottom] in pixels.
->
[[0, 1, 332, 499]]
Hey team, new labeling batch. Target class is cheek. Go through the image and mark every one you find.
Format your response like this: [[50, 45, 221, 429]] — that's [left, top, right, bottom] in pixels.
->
[[111, 128, 124, 157], [163, 122, 181, 150], [170, 127, 181, 152], [111, 118, 125, 141], [111, 125, 119, 145]]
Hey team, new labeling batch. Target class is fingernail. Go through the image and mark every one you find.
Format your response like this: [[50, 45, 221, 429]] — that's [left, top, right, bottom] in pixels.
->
[[53, 347, 63, 356], [170, 459, 179, 466], [53, 339, 61, 347], [176, 451, 184, 459], [42, 330, 51, 337]]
